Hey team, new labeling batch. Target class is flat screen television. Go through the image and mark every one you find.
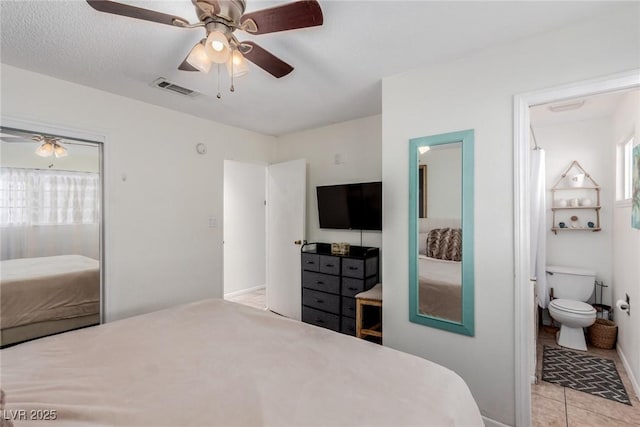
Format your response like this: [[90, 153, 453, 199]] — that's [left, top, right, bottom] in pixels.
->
[[316, 182, 382, 231]]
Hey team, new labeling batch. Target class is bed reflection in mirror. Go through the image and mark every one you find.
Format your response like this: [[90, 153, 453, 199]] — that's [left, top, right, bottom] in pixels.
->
[[409, 130, 474, 336], [0, 126, 103, 347]]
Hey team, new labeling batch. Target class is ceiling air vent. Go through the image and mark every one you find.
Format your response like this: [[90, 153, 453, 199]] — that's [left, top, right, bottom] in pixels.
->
[[152, 78, 199, 98]]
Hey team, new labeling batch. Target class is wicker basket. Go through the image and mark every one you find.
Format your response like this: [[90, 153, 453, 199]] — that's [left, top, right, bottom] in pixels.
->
[[588, 318, 617, 349]]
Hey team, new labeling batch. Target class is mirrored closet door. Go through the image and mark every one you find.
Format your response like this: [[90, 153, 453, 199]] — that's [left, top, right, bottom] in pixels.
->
[[0, 126, 103, 346]]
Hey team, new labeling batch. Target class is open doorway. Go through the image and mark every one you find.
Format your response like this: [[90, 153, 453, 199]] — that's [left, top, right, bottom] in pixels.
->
[[223, 158, 307, 319], [514, 70, 640, 426], [223, 160, 267, 310]]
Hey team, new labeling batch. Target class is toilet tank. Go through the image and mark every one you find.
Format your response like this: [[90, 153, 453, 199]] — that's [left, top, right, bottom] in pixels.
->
[[546, 265, 596, 301]]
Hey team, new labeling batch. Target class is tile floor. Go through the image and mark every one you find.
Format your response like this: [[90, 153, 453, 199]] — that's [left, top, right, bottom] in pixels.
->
[[225, 287, 266, 310], [532, 327, 640, 426]]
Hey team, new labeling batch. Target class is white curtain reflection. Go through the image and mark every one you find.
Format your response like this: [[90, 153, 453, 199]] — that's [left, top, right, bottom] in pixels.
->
[[0, 167, 99, 226], [0, 168, 100, 260]]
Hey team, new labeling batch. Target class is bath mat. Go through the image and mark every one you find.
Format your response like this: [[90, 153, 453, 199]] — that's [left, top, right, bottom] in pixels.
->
[[542, 345, 630, 405]]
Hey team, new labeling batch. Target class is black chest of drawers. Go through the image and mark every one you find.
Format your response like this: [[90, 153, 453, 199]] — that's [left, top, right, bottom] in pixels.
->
[[301, 243, 379, 336]]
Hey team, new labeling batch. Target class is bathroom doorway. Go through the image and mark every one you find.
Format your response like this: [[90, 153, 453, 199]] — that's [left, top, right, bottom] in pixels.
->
[[513, 70, 640, 426]]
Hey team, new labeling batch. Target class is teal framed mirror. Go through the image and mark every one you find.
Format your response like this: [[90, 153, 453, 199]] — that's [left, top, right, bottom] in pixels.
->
[[409, 129, 474, 336]]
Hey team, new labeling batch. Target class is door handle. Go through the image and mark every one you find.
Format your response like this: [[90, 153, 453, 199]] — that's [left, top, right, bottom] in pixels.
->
[[294, 240, 302, 245]]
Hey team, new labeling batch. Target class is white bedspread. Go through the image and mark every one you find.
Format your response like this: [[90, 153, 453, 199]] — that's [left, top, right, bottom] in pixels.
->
[[418, 255, 461, 285], [0, 299, 483, 426]]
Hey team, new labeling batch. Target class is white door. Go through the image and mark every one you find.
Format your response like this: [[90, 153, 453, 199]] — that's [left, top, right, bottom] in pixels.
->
[[223, 160, 266, 297], [267, 159, 306, 319]]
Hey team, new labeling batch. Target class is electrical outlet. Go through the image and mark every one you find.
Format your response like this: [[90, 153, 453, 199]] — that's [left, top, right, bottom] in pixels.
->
[[208, 215, 217, 228]]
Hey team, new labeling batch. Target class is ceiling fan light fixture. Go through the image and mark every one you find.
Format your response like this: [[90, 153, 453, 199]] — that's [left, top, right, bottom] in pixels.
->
[[226, 50, 249, 77], [35, 141, 54, 157], [186, 42, 213, 73], [205, 30, 231, 64], [53, 143, 68, 158]]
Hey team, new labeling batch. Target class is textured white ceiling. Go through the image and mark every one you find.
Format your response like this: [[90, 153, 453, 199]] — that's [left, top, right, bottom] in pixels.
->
[[0, 1, 628, 136]]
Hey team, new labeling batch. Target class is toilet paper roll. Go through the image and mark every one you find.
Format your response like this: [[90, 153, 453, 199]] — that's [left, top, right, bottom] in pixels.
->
[[616, 299, 629, 311]]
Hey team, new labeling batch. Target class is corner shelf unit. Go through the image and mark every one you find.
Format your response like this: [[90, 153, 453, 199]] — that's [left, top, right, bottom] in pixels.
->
[[550, 161, 601, 235]]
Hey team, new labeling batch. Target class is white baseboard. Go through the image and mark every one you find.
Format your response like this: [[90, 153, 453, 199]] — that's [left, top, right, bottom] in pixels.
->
[[482, 415, 512, 427], [224, 285, 265, 299], [617, 344, 640, 400]]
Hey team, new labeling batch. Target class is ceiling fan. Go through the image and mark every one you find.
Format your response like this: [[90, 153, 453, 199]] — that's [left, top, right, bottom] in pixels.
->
[[86, 0, 324, 83], [0, 128, 96, 159], [1, 134, 68, 158]]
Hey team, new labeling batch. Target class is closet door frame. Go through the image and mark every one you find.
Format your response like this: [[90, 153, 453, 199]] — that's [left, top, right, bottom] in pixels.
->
[[1, 116, 108, 324]]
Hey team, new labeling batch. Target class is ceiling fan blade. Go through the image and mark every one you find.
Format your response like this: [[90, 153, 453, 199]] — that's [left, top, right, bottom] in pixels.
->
[[86, 0, 190, 27], [0, 136, 34, 143], [241, 0, 323, 35], [0, 127, 38, 139], [240, 41, 293, 78]]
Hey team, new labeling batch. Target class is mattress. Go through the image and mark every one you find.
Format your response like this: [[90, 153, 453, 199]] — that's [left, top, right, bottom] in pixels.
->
[[0, 255, 100, 329], [418, 255, 462, 322], [0, 299, 483, 426]]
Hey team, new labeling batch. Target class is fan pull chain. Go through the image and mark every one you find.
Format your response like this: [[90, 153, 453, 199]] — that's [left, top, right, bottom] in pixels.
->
[[216, 64, 222, 99], [230, 50, 235, 93]]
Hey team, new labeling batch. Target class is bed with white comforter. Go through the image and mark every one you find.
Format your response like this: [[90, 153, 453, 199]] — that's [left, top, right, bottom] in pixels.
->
[[0, 299, 482, 426], [0, 255, 100, 346]]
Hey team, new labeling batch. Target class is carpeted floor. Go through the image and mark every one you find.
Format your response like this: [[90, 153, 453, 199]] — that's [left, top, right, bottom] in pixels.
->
[[542, 345, 630, 405]]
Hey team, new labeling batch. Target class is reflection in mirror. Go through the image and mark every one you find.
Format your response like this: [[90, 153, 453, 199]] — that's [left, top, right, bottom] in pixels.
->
[[0, 126, 103, 347], [409, 130, 474, 336], [418, 143, 462, 321], [419, 165, 427, 218]]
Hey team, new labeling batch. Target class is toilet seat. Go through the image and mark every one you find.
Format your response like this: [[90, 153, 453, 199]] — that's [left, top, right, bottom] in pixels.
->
[[549, 299, 595, 315]]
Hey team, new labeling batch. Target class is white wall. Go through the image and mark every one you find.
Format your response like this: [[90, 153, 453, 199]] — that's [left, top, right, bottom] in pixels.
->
[[533, 118, 614, 306], [611, 90, 640, 391], [381, 6, 639, 425], [274, 115, 382, 248], [223, 160, 266, 295], [0, 65, 276, 321]]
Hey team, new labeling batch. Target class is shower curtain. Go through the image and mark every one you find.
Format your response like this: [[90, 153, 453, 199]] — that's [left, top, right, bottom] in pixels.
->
[[530, 149, 548, 308]]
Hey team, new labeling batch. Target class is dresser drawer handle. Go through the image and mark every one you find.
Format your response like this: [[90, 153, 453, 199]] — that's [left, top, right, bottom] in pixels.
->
[[348, 287, 358, 291], [316, 318, 325, 324], [316, 281, 324, 285], [325, 263, 334, 267], [305, 261, 315, 264], [348, 266, 358, 270], [315, 299, 324, 304]]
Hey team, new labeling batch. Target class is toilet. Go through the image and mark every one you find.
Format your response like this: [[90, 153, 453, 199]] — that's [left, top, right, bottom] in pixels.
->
[[546, 265, 597, 351]]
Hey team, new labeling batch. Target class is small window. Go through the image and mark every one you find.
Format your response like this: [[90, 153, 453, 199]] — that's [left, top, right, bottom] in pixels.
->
[[617, 135, 635, 202]]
